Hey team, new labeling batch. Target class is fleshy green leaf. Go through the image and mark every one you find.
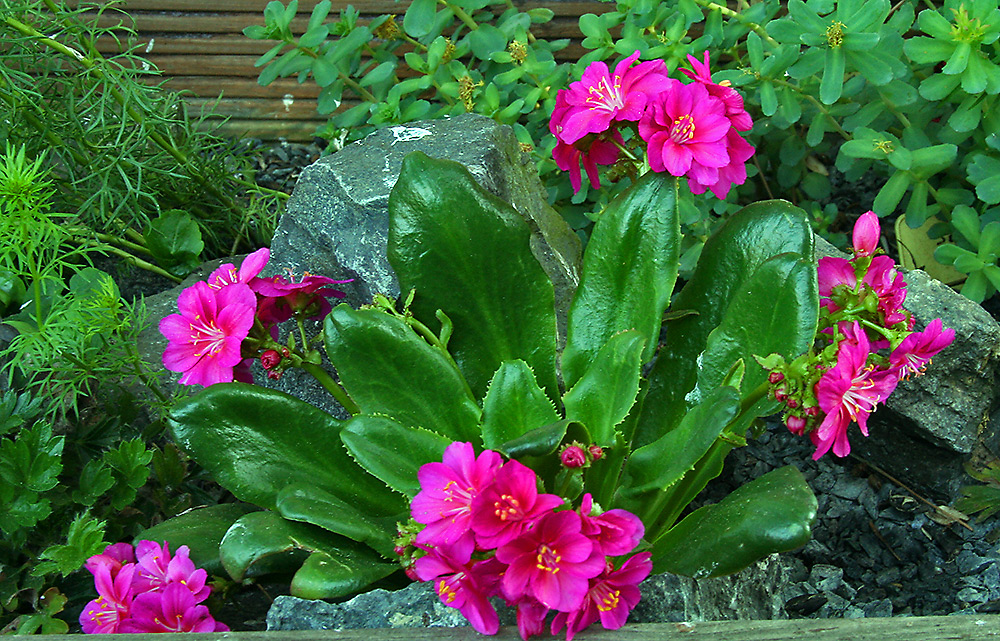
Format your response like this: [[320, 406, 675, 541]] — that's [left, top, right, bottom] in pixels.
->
[[324, 305, 481, 442], [562, 172, 680, 387], [820, 48, 846, 104], [143, 210, 204, 274], [168, 384, 403, 516], [277, 483, 401, 557], [563, 330, 645, 446], [650, 466, 817, 577], [388, 152, 558, 401], [403, 0, 438, 38], [291, 548, 399, 600], [137, 504, 258, 575], [968, 154, 1000, 204], [481, 361, 559, 451], [340, 414, 451, 497]]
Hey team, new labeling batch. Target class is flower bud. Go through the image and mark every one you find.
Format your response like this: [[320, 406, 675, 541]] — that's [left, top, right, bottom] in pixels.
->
[[281, 346, 291, 358], [768, 371, 785, 384], [588, 444, 604, 461], [852, 210, 880, 257], [560, 445, 587, 468], [260, 349, 282, 370], [266, 369, 282, 381], [786, 398, 799, 409], [773, 388, 788, 402], [786, 415, 807, 435]]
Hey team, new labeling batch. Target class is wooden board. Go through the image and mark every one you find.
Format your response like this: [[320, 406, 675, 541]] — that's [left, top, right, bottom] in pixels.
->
[[25, 615, 1000, 640], [71, 0, 613, 140]]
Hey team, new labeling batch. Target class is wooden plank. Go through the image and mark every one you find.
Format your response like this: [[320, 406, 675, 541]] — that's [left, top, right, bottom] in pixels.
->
[[24, 615, 1000, 640], [210, 118, 322, 141], [166, 76, 323, 98], [186, 97, 328, 119]]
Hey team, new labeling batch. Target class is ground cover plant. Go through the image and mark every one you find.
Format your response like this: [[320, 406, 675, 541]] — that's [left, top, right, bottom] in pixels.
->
[[0, 0, 980, 635]]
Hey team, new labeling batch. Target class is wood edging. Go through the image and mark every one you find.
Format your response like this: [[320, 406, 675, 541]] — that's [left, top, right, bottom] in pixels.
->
[[28, 614, 1000, 640]]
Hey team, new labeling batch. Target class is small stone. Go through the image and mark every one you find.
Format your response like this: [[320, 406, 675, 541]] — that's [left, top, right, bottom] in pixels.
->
[[862, 599, 893, 618]]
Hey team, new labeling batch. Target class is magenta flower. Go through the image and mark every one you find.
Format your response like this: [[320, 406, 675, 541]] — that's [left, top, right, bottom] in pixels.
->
[[411, 442, 503, 547], [85, 542, 136, 578], [550, 552, 653, 641], [79, 562, 136, 634], [863, 255, 908, 326], [852, 211, 880, 257], [251, 272, 351, 324], [208, 247, 270, 290], [811, 322, 899, 459], [553, 50, 671, 144], [638, 80, 731, 178], [413, 540, 502, 635], [470, 459, 564, 549], [817, 256, 857, 312], [132, 541, 210, 601], [889, 317, 954, 378], [159, 280, 256, 386], [680, 51, 753, 132], [512, 597, 550, 640], [119, 583, 228, 633], [552, 133, 621, 194], [578, 494, 644, 557], [685, 128, 755, 199], [495, 510, 605, 612]]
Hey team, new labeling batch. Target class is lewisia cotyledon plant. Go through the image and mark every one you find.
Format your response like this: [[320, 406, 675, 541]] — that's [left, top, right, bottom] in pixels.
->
[[550, 50, 755, 199], [399, 442, 652, 640], [81, 540, 227, 634], [759, 211, 955, 459]]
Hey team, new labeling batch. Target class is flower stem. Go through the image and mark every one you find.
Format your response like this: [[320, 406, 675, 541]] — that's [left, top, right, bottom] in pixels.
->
[[300, 362, 360, 415], [692, 0, 779, 47]]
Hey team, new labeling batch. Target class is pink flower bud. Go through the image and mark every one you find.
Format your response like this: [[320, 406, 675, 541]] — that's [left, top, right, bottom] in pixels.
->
[[786, 415, 807, 435], [393, 545, 407, 557], [560, 445, 587, 468], [260, 349, 282, 370], [768, 371, 784, 384], [804, 406, 820, 417], [266, 369, 282, 381], [786, 398, 799, 409], [773, 388, 788, 402], [281, 346, 291, 358], [588, 445, 604, 461], [852, 211, 880, 257]]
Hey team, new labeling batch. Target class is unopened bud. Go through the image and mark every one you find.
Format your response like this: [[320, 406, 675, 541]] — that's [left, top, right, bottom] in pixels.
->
[[773, 388, 788, 402], [786, 415, 807, 435], [393, 545, 407, 557], [588, 444, 604, 461], [804, 406, 820, 417], [768, 371, 784, 384], [266, 369, 283, 381], [786, 398, 799, 409], [560, 445, 587, 468], [261, 349, 282, 370], [281, 346, 291, 358]]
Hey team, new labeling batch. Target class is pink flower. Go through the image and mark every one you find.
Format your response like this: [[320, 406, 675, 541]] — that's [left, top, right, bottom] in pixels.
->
[[889, 317, 954, 378], [118, 583, 228, 633], [852, 211, 880, 257], [560, 445, 587, 469], [79, 562, 136, 634], [817, 256, 857, 312], [208, 247, 270, 290], [413, 540, 502, 636], [411, 442, 503, 547], [863, 255, 908, 326], [578, 494, 644, 557], [470, 459, 564, 549], [680, 52, 753, 131], [133, 541, 210, 601], [159, 281, 256, 386], [251, 272, 351, 324], [552, 133, 621, 194], [512, 597, 550, 640], [639, 80, 731, 179], [685, 128, 755, 199], [811, 322, 899, 459], [85, 542, 136, 578], [553, 50, 671, 144], [495, 510, 605, 612], [550, 552, 652, 641]]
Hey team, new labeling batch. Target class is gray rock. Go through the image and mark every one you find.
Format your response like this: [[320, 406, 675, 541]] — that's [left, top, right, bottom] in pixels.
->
[[269, 113, 581, 336]]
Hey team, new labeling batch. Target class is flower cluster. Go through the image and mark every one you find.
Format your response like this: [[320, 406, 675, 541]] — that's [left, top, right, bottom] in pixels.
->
[[550, 51, 754, 199], [759, 212, 955, 459], [399, 442, 651, 640], [159, 247, 351, 386], [80, 540, 227, 634]]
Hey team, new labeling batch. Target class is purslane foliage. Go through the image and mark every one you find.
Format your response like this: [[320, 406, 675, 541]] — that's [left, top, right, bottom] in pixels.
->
[[247, 0, 1000, 301]]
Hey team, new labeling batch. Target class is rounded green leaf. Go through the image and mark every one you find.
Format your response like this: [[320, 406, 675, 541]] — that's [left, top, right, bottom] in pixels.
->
[[340, 415, 451, 497], [651, 466, 817, 578], [403, 0, 437, 38], [481, 360, 560, 451], [388, 152, 558, 401], [469, 24, 507, 60], [291, 549, 399, 600], [277, 483, 401, 557], [219, 511, 326, 582], [821, 47, 846, 104], [873, 170, 911, 215], [324, 305, 481, 442], [137, 504, 258, 576], [562, 172, 680, 387], [168, 384, 403, 516]]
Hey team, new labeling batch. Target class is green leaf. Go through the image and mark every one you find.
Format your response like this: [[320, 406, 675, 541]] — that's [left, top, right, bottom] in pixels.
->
[[469, 24, 507, 60], [277, 483, 401, 557], [951, 205, 982, 245], [388, 152, 559, 401], [103, 438, 152, 510], [32, 513, 107, 577], [360, 61, 396, 87], [759, 81, 778, 116], [942, 41, 971, 74], [562, 172, 680, 387], [650, 466, 817, 577], [143, 210, 204, 272], [919, 73, 961, 100], [695, 253, 817, 402], [820, 47, 846, 104], [873, 170, 910, 215], [481, 361, 559, 451], [563, 330, 645, 446], [168, 384, 403, 516], [619, 386, 740, 498], [968, 154, 1000, 204], [961, 270, 989, 302], [498, 420, 576, 460], [341, 414, 450, 497], [136, 504, 258, 576], [324, 306, 481, 442], [0, 421, 63, 493], [636, 201, 811, 448], [291, 548, 399, 600], [403, 0, 437, 38], [299, 24, 329, 49]]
